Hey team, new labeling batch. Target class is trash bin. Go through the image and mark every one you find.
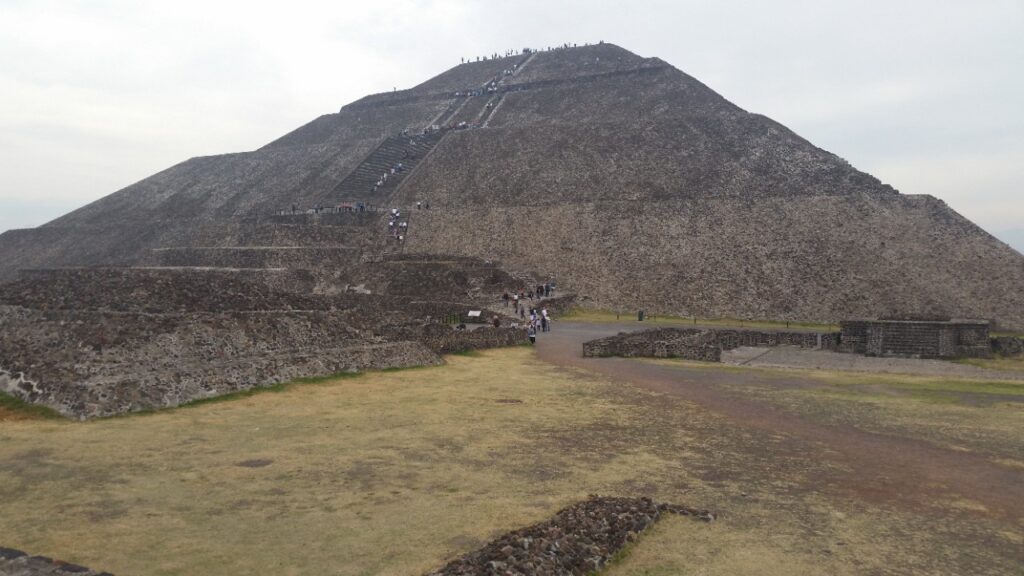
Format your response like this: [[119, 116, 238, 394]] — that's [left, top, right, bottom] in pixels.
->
[[638, 310, 645, 321]]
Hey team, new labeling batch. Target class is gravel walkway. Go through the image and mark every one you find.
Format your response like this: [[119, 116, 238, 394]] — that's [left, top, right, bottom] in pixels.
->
[[723, 346, 1024, 380]]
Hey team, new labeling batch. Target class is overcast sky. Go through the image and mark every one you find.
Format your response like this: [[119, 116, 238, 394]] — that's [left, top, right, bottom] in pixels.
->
[[1, 0, 1021, 252]]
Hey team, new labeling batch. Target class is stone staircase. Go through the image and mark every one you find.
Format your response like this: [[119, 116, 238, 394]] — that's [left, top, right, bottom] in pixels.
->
[[331, 131, 445, 203], [327, 50, 538, 209], [382, 211, 412, 257]]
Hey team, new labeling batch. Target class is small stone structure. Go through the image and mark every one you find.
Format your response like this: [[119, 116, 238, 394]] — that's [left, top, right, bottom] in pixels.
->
[[582, 327, 838, 362], [0, 547, 112, 575], [426, 496, 712, 576], [839, 318, 992, 359], [992, 336, 1024, 357], [584, 320, 1009, 364]]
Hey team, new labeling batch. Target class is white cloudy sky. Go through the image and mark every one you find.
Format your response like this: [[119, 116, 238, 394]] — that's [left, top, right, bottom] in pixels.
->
[[1, 0, 1021, 252]]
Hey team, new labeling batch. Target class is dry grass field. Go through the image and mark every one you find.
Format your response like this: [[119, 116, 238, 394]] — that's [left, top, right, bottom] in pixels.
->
[[1, 346, 1021, 575]]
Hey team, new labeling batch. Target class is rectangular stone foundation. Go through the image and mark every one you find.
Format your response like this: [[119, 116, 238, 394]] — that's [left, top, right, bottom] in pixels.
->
[[839, 319, 991, 359]]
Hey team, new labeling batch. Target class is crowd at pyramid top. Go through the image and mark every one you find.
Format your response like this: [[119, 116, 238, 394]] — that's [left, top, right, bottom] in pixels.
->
[[460, 41, 602, 64]]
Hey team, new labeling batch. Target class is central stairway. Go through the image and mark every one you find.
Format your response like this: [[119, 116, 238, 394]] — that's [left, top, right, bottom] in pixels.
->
[[331, 131, 444, 204], [328, 51, 538, 208]]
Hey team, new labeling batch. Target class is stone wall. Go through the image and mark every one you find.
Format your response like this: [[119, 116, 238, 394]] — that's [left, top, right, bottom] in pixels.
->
[[839, 319, 991, 359], [0, 305, 441, 419], [582, 327, 837, 362], [533, 294, 577, 316], [151, 246, 363, 269], [381, 323, 527, 355], [991, 336, 1024, 357], [426, 325, 528, 354], [1, 268, 322, 312]]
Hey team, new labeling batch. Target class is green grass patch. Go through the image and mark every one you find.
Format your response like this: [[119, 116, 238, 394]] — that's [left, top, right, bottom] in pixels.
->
[[561, 308, 838, 332], [0, 390, 63, 420], [784, 368, 1024, 406], [955, 356, 1024, 373]]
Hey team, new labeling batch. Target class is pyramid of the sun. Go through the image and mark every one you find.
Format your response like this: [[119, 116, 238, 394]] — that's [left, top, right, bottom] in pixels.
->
[[1, 42, 1021, 329]]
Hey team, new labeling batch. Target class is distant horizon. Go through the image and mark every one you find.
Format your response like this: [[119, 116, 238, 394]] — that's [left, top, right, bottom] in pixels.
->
[[1, 1, 1021, 254]]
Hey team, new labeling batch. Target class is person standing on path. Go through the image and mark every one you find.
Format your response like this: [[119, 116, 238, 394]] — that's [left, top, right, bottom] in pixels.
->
[[527, 324, 537, 345]]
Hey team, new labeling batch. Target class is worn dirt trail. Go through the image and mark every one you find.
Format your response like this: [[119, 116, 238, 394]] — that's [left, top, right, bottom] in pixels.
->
[[535, 322, 1024, 522]]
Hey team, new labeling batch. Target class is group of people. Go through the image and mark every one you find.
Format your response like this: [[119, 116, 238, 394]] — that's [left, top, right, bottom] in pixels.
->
[[499, 283, 557, 344], [461, 48, 532, 64], [458, 42, 599, 66], [524, 307, 552, 344], [283, 202, 368, 215], [501, 283, 556, 309], [337, 202, 367, 212], [372, 161, 406, 194], [387, 208, 406, 242]]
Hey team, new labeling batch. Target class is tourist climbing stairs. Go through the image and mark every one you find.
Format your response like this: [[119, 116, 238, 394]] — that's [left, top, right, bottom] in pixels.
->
[[332, 51, 537, 208], [444, 51, 538, 128], [332, 131, 444, 203], [446, 95, 491, 126], [382, 210, 412, 256], [479, 93, 507, 127], [429, 94, 471, 127]]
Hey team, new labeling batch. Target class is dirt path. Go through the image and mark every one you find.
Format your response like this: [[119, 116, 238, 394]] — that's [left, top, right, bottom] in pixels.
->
[[535, 322, 1024, 522], [723, 345, 1024, 380]]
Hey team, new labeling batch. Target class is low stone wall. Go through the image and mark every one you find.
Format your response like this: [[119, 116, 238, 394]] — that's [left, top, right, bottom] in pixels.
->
[[706, 328, 839, 351], [840, 319, 991, 359], [382, 323, 527, 355], [433, 326, 528, 354], [151, 246, 363, 269], [535, 294, 577, 316], [2, 267, 321, 312], [582, 327, 837, 361], [405, 301, 515, 325], [991, 336, 1024, 357]]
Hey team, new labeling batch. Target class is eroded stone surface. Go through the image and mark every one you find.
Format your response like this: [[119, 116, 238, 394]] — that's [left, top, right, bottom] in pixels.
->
[[426, 496, 712, 575]]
